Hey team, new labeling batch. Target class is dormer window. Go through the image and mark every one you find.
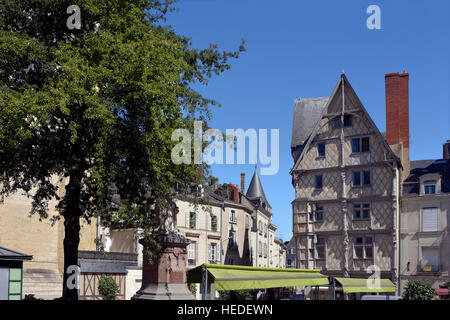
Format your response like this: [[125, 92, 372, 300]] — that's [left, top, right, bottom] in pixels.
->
[[420, 173, 441, 195], [424, 181, 436, 195]]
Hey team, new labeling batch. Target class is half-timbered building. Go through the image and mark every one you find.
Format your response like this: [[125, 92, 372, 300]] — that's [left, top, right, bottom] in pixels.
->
[[290, 73, 402, 292]]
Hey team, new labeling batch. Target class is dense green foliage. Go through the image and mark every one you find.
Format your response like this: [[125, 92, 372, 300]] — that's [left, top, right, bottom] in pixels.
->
[[402, 280, 436, 300], [0, 0, 243, 299], [218, 290, 253, 300], [98, 275, 119, 300]]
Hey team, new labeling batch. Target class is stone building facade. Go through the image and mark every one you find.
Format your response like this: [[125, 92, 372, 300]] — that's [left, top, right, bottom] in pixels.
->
[[0, 177, 97, 299], [400, 143, 450, 293], [290, 73, 402, 289], [284, 237, 297, 268]]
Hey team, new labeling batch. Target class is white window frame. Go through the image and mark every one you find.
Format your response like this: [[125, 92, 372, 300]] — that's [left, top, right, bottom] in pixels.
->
[[353, 237, 373, 259], [423, 181, 436, 195], [230, 210, 237, 223], [188, 212, 197, 229], [207, 213, 211, 231], [209, 243, 218, 263], [188, 242, 196, 266]]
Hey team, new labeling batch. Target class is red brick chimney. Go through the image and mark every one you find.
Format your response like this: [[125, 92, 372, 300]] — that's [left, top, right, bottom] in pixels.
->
[[227, 183, 240, 203], [240, 173, 245, 194], [386, 71, 409, 147], [385, 71, 410, 180]]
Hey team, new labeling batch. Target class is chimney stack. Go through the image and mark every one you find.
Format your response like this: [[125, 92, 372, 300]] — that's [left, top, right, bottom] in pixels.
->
[[240, 173, 245, 194], [385, 71, 410, 180], [443, 140, 450, 159], [386, 71, 409, 148], [227, 183, 240, 203]]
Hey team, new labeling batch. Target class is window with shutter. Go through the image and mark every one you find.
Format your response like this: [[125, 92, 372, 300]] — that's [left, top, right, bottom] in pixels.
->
[[207, 214, 211, 231], [216, 243, 221, 263], [195, 212, 200, 229], [211, 214, 217, 232], [189, 212, 196, 229], [208, 244, 212, 262], [188, 242, 196, 266], [422, 208, 438, 232], [185, 212, 189, 228], [209, 243, 217, 263]]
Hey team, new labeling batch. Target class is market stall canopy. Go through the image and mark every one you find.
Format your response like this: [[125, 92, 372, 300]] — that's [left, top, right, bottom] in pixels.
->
[[187, 264, 329, 291], [335, 277, 395, 293]]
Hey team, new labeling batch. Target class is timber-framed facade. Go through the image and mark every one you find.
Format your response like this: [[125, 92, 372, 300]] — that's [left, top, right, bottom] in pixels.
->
[[290, 74, 402, 289]]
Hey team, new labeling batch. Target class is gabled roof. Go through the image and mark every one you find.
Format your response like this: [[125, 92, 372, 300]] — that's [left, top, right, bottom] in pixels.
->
[[0, 246, 32, 261], [290, 73, 401, 172], [246, 167, 271, 209]]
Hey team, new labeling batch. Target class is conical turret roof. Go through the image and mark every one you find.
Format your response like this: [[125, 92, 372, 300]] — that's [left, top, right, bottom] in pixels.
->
[[246, 167, 270, 209]]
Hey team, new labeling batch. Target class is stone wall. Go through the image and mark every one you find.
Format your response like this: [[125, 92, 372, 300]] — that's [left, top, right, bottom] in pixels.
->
[[0, 188, 97, 299]]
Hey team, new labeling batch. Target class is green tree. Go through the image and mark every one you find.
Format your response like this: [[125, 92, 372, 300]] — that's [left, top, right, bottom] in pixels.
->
[[98, 275, 119, 300], [402, 280, 436, 300], [0, 0, 243, 300]]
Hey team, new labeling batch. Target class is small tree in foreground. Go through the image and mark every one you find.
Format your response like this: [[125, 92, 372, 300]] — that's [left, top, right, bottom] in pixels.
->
[[98, 275, 119, 300], [402, 280, 436, 300]]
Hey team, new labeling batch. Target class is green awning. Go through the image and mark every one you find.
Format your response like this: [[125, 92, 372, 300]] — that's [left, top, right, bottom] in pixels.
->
[[335, 277, 396, 293], [187, 264, 329, 291]]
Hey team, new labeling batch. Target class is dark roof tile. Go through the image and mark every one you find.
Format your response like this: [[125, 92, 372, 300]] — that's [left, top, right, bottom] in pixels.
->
[[291, 97, 329, 150]]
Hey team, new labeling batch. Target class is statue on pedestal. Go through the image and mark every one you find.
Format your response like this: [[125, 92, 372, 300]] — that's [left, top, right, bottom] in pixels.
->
[[132, 200, 195, 300]]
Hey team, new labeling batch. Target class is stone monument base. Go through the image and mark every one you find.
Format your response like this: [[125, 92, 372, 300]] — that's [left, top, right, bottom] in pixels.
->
[[132, 231, 195, 300], [132, 283, 195, 300]]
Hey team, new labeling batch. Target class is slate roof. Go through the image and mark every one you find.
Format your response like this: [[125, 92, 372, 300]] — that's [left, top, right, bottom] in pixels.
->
[[291, 97, 329, 162], [246, 168, 271, 209], [403, 159, 450, 196], [0, 246, 32, 261], [78, 250, 137, 274]]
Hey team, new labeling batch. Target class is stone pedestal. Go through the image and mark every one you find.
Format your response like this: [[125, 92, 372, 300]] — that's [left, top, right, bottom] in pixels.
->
[[132, 232, 195, 300]]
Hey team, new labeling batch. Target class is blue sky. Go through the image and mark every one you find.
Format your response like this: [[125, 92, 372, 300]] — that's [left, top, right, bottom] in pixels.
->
[[165, 0, 450, 241]]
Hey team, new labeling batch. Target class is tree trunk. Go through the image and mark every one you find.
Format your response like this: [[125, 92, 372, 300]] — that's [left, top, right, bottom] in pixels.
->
[[61, 172, 82, 300]]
